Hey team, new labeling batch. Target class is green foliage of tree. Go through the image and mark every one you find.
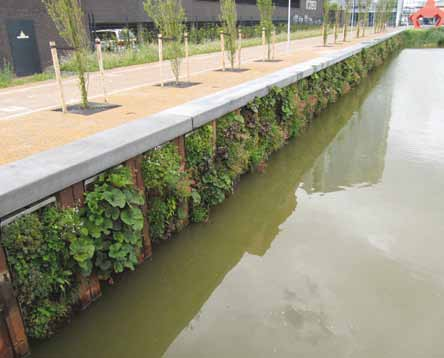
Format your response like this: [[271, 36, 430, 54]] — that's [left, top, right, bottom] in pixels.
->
[[322, 0, 330, 46], [257, 0, 275, 60], [343, 0, 352, 41], [220, 0, 238, 70], [42, 0, 89, 108], [144, 0, 186, 84]]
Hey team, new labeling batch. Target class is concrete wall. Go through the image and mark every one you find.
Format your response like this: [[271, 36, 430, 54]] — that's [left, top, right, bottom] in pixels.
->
[[0, 30, 405, 221]]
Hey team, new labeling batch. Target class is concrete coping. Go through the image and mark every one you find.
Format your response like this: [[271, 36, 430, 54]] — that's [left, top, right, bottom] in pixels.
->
[[0, 30, 406, 220]]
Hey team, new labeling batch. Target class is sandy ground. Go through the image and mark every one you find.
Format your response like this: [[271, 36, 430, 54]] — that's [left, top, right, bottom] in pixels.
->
[[0, 30, 393, 165]]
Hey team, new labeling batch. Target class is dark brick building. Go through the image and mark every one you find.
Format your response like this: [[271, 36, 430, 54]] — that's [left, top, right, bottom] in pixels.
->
[[1, 0, 323, 76]]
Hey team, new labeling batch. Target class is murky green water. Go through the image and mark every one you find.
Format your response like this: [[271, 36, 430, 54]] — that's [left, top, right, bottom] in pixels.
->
[[32, 49, 444, 358]]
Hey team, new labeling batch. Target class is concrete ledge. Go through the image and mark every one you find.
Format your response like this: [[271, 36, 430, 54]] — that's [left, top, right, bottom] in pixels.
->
[[0, 31, 405, 220], [0, 113, 191, 218]]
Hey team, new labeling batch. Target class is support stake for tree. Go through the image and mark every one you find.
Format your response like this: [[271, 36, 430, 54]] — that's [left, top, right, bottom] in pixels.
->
[[272, 30, 276, 60], [220, 31, 225, 71], [158, 34, 163, 87], [184, 32, 190, 82], [238, 28, 242, 69], [262, 27, 266, 62], [95, 38, 108, 103], [49, 41, 67, 113]]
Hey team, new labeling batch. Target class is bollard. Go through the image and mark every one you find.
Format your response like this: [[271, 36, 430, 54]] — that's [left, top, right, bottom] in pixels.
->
[[238, 29, 242, 69], [184, 32, 190, 82], [95, 38, 108, 103], [220, 31, 225, 72], [49, 41, 67, 113], [262, 27, 266, 62], [158, 34, 163, 87]]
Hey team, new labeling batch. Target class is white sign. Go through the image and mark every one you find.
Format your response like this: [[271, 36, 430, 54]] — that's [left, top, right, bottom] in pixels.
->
[[306, 0, 317, 10], [17, 30, 29, 40]]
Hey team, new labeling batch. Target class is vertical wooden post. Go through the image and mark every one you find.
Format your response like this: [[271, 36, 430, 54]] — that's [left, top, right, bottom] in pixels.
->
[[95, 38, 108, 103], [220, 31, 225, 72], [237, 29, 242, 70], [0, 247, 29, 357], [272, 30, 276, 60], [57, 184, 101, 309], [262, 27, 266, 62], [174, 136, 189, 226], [49, 41, 67, 113], [211, 120, 217, 156], [125, 156, 152, 261], [158, 34, 163, 87], [184, 32, 190, 83]]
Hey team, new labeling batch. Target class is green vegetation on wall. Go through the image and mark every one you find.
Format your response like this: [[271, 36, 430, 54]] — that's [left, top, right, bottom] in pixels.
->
[[0, 34, 403, 341]]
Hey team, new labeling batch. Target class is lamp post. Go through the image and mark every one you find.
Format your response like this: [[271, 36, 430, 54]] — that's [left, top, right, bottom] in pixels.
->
[[287, 0, 292, 50]]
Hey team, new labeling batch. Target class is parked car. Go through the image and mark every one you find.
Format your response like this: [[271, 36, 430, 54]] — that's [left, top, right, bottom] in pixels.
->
[[95, 29, 137, 51]]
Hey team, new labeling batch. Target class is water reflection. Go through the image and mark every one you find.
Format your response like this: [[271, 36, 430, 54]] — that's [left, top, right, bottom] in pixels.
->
[[33, 56, 397, 358], [302, 71, 393, 194]]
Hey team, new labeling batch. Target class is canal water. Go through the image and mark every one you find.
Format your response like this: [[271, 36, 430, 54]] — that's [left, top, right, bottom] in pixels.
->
[[32, 49, 444, 358]]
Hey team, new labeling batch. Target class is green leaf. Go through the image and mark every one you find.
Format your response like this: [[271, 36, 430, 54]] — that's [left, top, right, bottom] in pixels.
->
[[103, 188, 126, 208], [120, 207, 144, 231]]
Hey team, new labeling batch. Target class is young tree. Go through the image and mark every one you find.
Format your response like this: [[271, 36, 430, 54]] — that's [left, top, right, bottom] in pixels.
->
[[322, 0, 330, 46], [42, 0, 89, 108], [144, 0, 186, 84], [355, 0, 362, 38], [257, 0, 274, 60], [362, 0, 372, 36], [331, 3, 341, 43], [220, 0, 238, 70], [343, 0, 352, 41]]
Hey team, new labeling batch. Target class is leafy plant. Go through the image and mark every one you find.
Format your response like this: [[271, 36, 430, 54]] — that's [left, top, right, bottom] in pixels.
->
[[79, 166, 144, 279], [1, 206, 81, 339], [142, 143, 190, 240]]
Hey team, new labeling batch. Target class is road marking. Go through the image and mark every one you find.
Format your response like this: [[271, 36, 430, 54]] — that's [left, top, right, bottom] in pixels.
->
[[0, 106, 29, 113]]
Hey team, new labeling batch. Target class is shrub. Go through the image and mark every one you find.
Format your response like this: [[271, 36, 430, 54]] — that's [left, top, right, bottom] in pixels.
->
[[79, 166, 144, 279], [1, 206, 81, 339], [142, 143, 190, 240]]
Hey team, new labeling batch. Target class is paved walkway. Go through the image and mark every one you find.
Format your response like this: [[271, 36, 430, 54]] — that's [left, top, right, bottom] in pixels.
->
[[0, 29, 394, 165], [0, 32, 358, 121]]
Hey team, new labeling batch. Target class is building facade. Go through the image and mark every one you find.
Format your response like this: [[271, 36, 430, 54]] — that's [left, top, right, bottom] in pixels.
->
[[1, 0, 323, 76]]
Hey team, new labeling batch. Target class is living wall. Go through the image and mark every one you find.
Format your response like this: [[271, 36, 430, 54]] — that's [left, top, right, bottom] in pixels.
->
[[0, 34, 403, 341]]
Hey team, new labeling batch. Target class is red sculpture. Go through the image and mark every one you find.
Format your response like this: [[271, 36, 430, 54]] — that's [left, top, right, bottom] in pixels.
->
[[409, 0, 444, 28]]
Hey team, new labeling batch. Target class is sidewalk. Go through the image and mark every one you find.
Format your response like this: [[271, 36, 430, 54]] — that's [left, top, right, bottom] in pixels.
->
[[0, 30, 393, 165]]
